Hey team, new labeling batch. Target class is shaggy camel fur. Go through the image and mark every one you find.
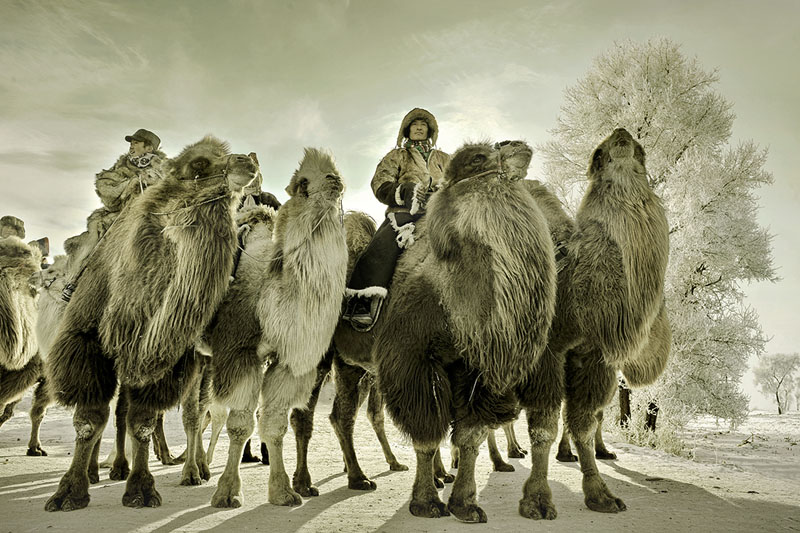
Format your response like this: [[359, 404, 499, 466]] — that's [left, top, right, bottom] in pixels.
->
[[529, 128, 671, 515], [285, 211, 428, 499], [0, 235, 48, 455], [44, 136, 256, 512], [377, 141, 558, 523], [209, 148, 348, 508]]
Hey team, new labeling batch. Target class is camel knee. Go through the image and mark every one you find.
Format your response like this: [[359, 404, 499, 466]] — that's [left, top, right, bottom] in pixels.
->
[[127, 410, 157, 443], [258, 407, 289, 442], [526, 410, 559, 448], [73, 404, 110, 441], [226, 409, 255, 443], [452, 424, 487, 450]]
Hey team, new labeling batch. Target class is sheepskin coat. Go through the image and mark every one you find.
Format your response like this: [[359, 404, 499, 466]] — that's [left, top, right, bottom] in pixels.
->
[[95, 150, 167, 212], [371, 108, 450, 215]]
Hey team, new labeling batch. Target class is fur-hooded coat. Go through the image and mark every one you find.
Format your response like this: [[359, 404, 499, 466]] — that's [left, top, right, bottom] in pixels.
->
[[371, 108, 450, 215]]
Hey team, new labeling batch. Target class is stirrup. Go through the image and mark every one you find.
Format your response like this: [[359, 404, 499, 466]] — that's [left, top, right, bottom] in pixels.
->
[[343, 294, 384, 332]]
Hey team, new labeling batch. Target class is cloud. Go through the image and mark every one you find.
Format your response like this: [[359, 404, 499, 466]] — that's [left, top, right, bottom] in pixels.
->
[[0, 150, 94, 172]]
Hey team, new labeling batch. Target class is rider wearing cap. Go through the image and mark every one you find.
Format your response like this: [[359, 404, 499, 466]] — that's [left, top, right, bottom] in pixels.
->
[[88, 129, 167, 238]]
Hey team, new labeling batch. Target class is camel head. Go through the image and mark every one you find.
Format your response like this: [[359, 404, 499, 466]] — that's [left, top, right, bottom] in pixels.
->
[[445, 140, 533, 186], [170, 135, 258, 192], [32, 254, 69, 294], [0, 237, 40, 285], [285, 148, 344, 203], [589, 128, 647, 183], [496, 140, 534, 180]]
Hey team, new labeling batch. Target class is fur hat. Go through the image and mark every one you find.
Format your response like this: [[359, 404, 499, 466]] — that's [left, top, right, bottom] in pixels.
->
[[125, 128, 161, 150], [397, 108, 438, 147]]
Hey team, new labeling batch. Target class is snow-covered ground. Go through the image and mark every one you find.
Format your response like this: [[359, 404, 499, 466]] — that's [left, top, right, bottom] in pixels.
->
[[1, 387, 799, 532]]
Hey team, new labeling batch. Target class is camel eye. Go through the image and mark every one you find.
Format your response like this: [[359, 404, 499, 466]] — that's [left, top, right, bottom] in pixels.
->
[[191, 158, 210, 171]]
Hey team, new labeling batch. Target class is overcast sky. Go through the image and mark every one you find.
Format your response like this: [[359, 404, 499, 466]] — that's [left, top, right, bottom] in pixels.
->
[[1, 0, 798, 409]]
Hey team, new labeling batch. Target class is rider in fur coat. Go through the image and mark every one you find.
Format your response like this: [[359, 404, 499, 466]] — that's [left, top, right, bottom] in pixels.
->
[[88, 129, 166, 239], [343, 108, 450, 331]]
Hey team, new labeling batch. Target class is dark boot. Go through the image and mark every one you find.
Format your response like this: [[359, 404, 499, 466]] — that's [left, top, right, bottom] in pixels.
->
[[343, 213, 415, 331], [343, 289, 386, 332]]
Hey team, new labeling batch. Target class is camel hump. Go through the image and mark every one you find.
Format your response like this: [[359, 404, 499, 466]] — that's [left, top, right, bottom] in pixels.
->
[[343, 211, 376, 260]]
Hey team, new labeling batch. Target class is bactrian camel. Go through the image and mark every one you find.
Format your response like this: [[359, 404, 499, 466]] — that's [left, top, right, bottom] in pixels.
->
[[208, 148, 348, 508], [376, 140, 559, 523], [44, 136, 257, 511]]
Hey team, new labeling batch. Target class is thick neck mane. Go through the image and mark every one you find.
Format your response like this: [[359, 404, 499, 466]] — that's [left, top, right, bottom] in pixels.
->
[[256, 193, 348, 378], [425, 176, 557, 394], [574, 155, 670, 366], [579, 159, 669, 313], [100, 173, 241, 386]]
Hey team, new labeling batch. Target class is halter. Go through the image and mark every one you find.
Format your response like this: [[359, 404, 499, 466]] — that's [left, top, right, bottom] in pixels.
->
[[151, 158, 235, 216], [181, 155, 231, 182], [458, 150, 506, 184]]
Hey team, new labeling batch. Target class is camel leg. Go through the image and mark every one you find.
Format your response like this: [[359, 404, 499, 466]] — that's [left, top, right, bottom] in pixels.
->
[[517, 344, 563, 520], [45, 402, 110, 511], [26, 377, 50, 456], [109, 387, 130, 480], [448, 424, 489, 523], [504, 420, 527, 458], [152, 411, 183, 465], [594, 410, 617, 459], [517, 406, 559, 520], [330, 357, 377, 491], [408, 442, 449, 518], [180, 364, 209, 485], [259, 364, 317, 506], [556, 404, 578, 462], [433, 447, 454, 485], [210, 408, 256, 508], [205, 402, 227, 465], [565, 350, 625, 513], [121, 403, 161, 508], [211, 367, 261, 508], [87, 438, 102, 484], [0, 400, 19, 426], [487, 429, 514, 472], [291, 351, 332, 497], [365, 382, 407, 471]]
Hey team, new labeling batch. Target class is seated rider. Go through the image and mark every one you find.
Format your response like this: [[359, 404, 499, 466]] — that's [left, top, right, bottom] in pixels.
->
[[343, 108, 450, 331], [88, 128, 166, 239], [62, 129, 166, 302]]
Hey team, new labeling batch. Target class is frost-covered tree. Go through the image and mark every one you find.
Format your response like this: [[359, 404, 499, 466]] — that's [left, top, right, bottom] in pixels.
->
[[753, 353, 800, 414], [794, 376, 800, 412], [540, 38, 776, 429]]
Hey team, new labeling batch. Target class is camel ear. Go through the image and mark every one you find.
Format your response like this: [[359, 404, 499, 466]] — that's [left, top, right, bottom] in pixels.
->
[[634, 143, 646, 166], [285, 176, 309, 198], [590, 148, 605, 175]]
